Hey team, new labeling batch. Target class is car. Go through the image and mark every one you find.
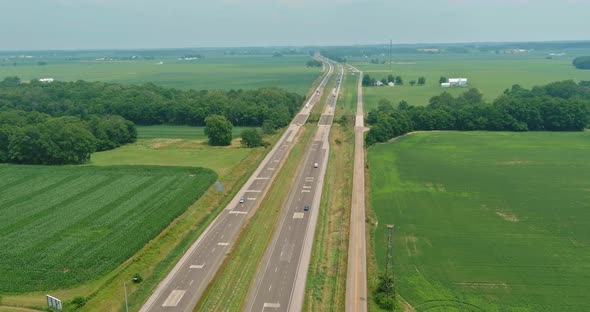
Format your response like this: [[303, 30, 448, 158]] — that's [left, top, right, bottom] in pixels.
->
[[304, 205, 310, 211], [239, 197, 245, 203], [313, 162, 319, 168]]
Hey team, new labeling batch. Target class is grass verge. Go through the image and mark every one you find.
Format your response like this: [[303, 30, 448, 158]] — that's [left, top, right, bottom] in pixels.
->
[[194, 124, 315, 311], [303, 124, 353, 311]]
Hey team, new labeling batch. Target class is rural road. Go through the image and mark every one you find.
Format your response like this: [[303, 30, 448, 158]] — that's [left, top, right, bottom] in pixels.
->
[[139, 59, 334, 312], [244, 62, 343, 312], [345, 65, 368, 312]]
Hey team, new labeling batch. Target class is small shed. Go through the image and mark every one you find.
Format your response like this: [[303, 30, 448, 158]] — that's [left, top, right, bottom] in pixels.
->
[[441, 82, 451, 88], [388, 82, 395, 87], [375, 80, 384, 86]]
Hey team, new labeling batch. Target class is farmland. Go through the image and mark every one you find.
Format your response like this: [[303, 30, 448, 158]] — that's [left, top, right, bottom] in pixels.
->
[[352, 56, 590, 111], [0, 54, 320, 95], [368, 131, 590, 311], [92, 126, 262, 174], [0, 165, 217, 292]]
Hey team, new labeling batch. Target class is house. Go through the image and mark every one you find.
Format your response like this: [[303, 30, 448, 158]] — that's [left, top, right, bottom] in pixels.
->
[[38, 78, 54, 83], [448, 78, 468, 87], [441, 82, 451, 88], [388, 82, 395, 87], [375, 80, 384, 86]]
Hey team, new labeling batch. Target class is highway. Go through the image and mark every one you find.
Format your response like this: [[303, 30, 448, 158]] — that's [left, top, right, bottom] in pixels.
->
[[345, 66, 368, 312], [139, 59, 334, 312], [245, 62, 344, 312]]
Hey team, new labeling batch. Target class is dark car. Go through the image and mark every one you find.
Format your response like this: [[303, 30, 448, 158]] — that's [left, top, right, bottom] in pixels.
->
[[304, 205, 310, 211]]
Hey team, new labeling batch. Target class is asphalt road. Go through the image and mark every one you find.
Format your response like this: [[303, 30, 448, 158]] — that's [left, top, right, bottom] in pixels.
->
[[245, 62, 344, 312], [139, 59, 334, 312], [345, 66, 368, 312]]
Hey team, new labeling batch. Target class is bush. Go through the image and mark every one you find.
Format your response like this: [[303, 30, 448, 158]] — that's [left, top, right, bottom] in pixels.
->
[[132, 273, 143, 283], [573, 56, 590, 69], [70, 296, 87, 309]]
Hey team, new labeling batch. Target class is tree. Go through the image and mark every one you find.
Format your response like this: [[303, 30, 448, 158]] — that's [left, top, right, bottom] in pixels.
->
[[439, 76, 448, 84], [573, 56, 590, 69], [362, 74, 372, 87], [418, 77, 426, 85], [395, 76, 403, 85], [240, 128, 263, 148], [387, 74, 395, 83], [381, 78, 388, 85], [204, 114, 233, 146], [409, 80, 416, 86]]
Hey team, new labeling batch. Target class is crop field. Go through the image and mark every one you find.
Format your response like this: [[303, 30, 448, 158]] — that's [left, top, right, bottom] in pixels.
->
[[137, 125, 259, 140], [352, 56, 590, 110], [368, 131, 590, 311], [0, 55, 320, 94], [0, 165, 216, 292]]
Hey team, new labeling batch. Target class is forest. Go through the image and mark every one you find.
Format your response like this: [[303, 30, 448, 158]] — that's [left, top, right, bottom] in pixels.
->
[[366, 80, 590, 145], [0, 110, 136, 165], [0, 77, 304, 131]]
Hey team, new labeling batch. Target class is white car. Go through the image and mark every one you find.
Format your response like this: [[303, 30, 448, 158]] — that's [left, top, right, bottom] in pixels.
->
[[313, 162, 319, 168], [239, 197, 245, 203]]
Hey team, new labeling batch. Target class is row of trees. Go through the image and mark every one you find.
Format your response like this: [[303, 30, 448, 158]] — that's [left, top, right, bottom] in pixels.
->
[[0, 77, 304, 132], [0, 110, 136, 164], [362, 74, 426, 86], [366, 80, 590, 145], [573, 56, 590, 70]]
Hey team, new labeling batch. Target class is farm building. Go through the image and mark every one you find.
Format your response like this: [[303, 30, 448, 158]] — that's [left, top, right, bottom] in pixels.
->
[[441, 82, 451, 88], [444, 78, 468, 87], [375, 80, 384, 86], [388, 82, 395, 87], [38, 78, 54, 83]]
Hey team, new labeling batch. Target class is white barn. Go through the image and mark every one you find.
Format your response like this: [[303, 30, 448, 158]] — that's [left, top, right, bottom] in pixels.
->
[[447, 78, 468, 87]]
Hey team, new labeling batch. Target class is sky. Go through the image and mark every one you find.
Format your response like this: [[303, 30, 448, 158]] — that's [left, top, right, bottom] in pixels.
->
[[1, 0, 589, 50]]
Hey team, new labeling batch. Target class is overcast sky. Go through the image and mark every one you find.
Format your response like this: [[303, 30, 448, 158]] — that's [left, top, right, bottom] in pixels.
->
[[1, 0, 589, 50]]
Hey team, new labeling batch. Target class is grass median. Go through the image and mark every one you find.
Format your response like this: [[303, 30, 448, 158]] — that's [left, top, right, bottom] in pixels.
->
[[195, 123, 316, 311]]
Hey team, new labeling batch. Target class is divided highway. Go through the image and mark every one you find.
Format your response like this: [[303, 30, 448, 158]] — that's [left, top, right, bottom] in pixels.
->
[[346, 66, 368, 312], [245, 62, 344, 312], [139, 59, 334, 312]]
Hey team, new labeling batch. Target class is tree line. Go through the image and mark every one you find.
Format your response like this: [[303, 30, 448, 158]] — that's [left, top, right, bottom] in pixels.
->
[[0, 110, 136, 165], [0, 77, 304, 132], [573, 56, 590, 70], [362, 74, 426, 86], [366, 80, 590, 145]]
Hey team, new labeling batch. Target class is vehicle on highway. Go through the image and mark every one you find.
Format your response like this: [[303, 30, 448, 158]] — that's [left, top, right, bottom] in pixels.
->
[[239, 197, 245, 203], [313, 162, 319, 168], [304, 205, 310, 211]]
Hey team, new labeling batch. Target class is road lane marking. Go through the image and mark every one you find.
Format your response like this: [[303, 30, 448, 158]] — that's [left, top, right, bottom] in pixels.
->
[[303, 185, 311, 189], [218, 242, 229, 246], [263, 303, 281, 308], [189, 280, 194, 286], [162, 290, 185, 307], [301, 190, 311, 193], [229, 211, 247, 214], [255, 177, 270, 180], [189, 264, 204, 269], [247, 197, 256, 200], [293, 212, 304, 219], [246, 190, 262, 193], [268, 168, 275, 171]]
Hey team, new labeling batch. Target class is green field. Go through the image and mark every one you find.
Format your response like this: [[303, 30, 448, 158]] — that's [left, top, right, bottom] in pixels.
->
[[136, 125, 259, 139], [0, 55, 320, 94], [0, 165, 216, 292], [368, 131, 590, 311], [353, 57, 590, 110]]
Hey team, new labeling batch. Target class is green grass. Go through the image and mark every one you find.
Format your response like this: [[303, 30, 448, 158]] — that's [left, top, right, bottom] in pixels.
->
[[367, 131, 590, 311], [353, 58, 590, 110], [90, 138, 253, 174], [2, 55, 320, 95], [0, 165, 216, 292], [136, 125, 259, 140]]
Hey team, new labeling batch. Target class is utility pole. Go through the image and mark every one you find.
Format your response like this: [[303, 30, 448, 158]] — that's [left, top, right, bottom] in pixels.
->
[[385, 224, 395, 299], [389, 39, 392, 73]]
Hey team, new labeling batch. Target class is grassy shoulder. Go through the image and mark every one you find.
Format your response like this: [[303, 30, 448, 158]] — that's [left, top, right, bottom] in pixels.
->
[[367, 131, 590, 311], [194, 124, 315, 311], [303, 125, 353, 311]]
